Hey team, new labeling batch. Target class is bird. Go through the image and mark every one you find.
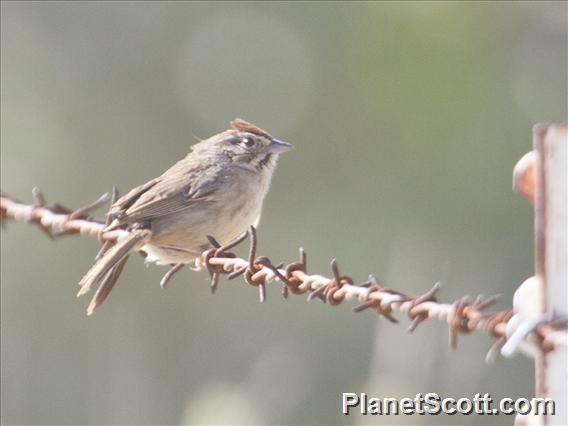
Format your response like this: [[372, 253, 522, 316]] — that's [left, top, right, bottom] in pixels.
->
[[77, 118, 293, 315]]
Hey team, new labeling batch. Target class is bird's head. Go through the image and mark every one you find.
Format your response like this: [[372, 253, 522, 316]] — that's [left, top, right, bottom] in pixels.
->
[[194, 119, 293, 171]]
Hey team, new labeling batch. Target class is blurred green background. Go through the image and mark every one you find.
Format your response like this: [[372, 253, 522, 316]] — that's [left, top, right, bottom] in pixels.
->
[[1, 1, 566, 425]]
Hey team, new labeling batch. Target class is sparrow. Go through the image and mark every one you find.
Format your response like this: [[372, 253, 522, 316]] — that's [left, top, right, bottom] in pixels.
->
[[78, 118, 293, 315]]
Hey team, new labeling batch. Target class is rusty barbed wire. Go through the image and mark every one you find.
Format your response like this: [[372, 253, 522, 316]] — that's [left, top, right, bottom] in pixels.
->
[[1, 189, 566, 357]]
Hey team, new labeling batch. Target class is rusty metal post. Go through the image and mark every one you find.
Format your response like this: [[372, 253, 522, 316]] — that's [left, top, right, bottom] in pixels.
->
[[515, 124, 567, 425], [536, 125, 567, 425]]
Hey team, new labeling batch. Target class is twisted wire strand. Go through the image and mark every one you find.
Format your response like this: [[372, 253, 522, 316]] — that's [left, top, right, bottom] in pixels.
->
[[2, 192, 566, 355]]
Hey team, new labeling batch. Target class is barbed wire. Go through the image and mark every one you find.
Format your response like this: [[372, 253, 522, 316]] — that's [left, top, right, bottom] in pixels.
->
[[1, 189, 566, 358]]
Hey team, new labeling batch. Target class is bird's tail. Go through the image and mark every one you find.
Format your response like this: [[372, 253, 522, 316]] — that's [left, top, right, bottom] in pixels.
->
[[78, 229, 151, 315]]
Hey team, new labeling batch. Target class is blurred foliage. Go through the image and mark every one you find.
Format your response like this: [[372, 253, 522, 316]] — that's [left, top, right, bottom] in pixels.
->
[[1, 1, 566, 425]]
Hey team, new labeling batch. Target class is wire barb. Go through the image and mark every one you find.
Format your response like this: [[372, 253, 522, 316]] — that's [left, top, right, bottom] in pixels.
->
[[68, 192, 110, 220]]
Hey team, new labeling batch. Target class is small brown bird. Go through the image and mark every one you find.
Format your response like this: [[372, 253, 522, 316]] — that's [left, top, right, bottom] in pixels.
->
[[78, 119, 293, 315]]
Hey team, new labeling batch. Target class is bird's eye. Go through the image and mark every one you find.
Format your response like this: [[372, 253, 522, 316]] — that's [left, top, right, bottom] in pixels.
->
[[242, 137, 254, 147]]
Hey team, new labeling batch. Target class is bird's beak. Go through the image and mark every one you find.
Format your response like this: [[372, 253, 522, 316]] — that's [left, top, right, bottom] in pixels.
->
[[266, 138, 294, 154]]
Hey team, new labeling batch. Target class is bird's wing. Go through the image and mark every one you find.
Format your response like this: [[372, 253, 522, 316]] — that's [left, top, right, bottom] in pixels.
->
[[108, 163, 222, 228], [108, 178, 160, 217]]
